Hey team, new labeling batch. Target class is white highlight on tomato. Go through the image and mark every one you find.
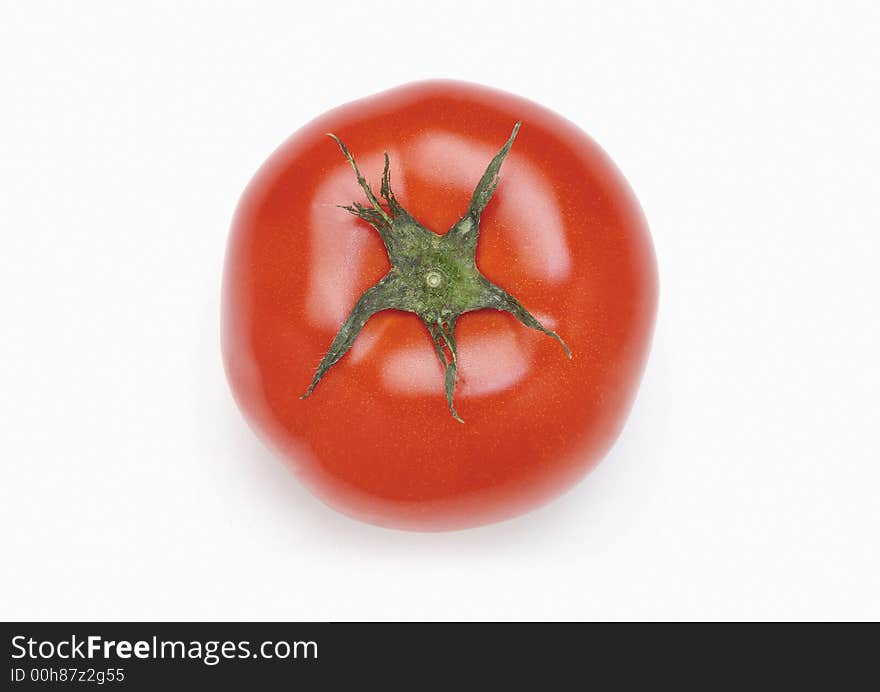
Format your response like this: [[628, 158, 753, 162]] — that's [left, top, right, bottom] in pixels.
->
[[410, 132, 572, 282], [306, 152, 406, 329], [381, 328, 533, 397]]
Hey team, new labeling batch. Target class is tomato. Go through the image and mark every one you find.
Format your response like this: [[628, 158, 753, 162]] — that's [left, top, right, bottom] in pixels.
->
[[222, 80, 657, 531]]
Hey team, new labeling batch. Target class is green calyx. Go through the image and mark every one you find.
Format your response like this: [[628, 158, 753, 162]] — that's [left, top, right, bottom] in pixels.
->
[[301, 122, 571, 422]]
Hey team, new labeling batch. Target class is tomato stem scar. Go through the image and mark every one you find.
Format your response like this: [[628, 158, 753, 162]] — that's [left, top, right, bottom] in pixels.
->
[[300, 122, 571, 421]]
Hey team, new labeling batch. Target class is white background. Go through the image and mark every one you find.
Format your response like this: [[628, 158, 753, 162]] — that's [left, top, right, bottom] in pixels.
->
[[2, 1, 878, 621]]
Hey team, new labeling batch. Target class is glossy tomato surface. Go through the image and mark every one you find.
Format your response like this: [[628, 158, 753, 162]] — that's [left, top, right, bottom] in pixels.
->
[[222, 81, 657, 530]]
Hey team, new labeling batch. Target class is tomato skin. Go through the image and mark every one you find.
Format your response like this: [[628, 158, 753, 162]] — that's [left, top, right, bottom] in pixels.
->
[[222, 80, 657, 530]]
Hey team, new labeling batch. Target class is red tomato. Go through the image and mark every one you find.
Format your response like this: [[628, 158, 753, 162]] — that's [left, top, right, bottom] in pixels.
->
[[222, 81, 657, 530]]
